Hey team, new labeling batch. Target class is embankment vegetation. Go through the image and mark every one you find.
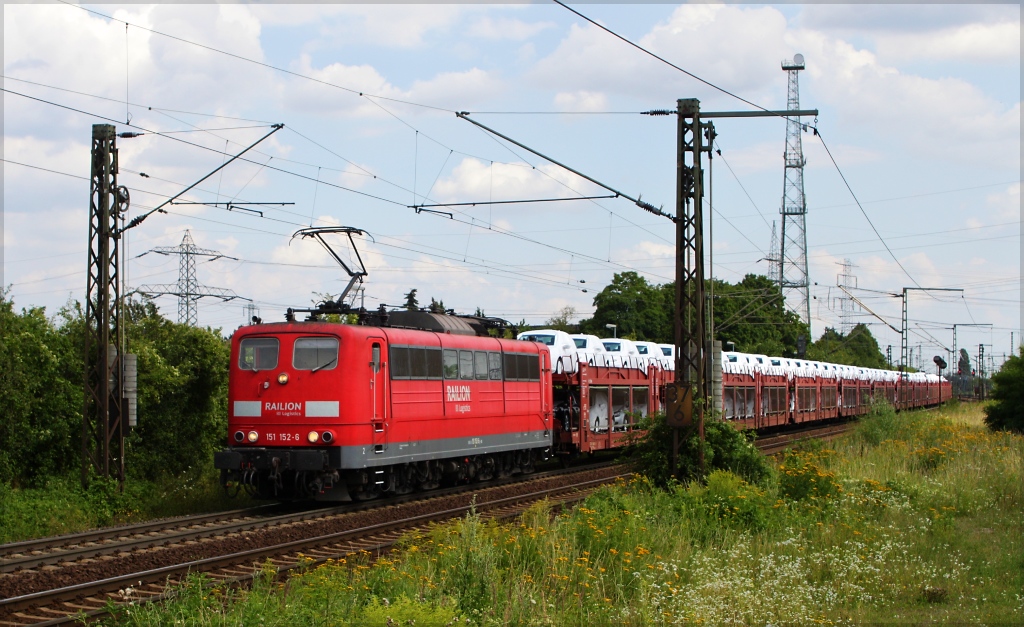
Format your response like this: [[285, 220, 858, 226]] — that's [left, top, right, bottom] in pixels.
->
[[118, 402, 1021, 626]]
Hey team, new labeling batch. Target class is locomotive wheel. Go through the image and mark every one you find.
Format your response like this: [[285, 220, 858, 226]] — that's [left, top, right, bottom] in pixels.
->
[[393, 465, 416, 495], [353, 485, 382, 501]]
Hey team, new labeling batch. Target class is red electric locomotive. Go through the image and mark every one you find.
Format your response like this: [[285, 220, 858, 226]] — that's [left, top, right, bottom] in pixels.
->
[[215, 310, 553, 501]]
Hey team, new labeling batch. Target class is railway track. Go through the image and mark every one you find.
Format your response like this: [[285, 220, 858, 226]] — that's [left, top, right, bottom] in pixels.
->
[[755, 422, 855, 455], [0, 463, 627, 626]]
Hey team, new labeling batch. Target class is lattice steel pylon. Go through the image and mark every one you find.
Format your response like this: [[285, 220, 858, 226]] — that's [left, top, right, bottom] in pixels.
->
[[136, 230, 247, 326], [836, 259, 858, 334], [767, 220, 781, 285], [779, 54, 811, 331]]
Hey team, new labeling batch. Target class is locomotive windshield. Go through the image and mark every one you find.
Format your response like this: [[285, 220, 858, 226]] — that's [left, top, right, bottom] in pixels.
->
[[238, 337, 279, 371], [294, 337, 339, 371]]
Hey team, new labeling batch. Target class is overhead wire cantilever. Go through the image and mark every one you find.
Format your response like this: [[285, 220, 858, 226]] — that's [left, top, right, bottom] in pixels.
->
[[291, 226, 373, 304]]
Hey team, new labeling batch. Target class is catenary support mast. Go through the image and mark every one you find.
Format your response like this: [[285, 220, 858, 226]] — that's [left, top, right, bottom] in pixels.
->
[[82, 124, 128, 488]]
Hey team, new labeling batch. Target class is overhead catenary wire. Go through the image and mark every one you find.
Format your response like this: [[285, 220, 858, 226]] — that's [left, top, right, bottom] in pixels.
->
[[551, 1, 931, 293]]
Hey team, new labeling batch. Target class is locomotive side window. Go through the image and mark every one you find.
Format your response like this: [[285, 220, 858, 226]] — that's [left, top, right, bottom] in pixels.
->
[[410, 347, 429, 378], [443, 349, 459, 379], [503, 353, 518, 380], [238, 337, 279, 371], [474, 351, 489, 380], [391, 346, 443, 380], [425, 349, 443, 379], [502, 353, 540, 381], [488, 352, 502, 380], [459, 350, 475, 380], [526, 354, 540, 380], [390, 346, 411, 378]]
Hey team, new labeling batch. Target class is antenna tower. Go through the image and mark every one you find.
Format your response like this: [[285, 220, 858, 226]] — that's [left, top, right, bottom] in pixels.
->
[[137, 230, 247, 326], [836, 259, 858, 334], [779, 53, 811, 331]]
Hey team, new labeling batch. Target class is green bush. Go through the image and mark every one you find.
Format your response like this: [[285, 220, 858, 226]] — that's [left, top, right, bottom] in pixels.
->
[[983, 351, 1023, 434], [0, 295, 82, 486], [681, 469, 777, 531], [624, 411, 772, 487], [855, 399, 902, 446]]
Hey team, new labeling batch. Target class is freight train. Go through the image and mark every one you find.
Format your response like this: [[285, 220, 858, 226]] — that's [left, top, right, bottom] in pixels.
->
[[214, 309, 951, 502]]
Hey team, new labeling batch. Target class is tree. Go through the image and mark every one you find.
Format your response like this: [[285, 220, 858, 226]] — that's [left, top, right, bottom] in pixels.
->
[[545, 306, 577, 332], [711, 274, 807, 356], [958, 348, 972, 376], [403, 289, 419, 311], [428, 297, 446, 314], [0, 293, 81, 486], [806, 324, 889, 369], [124, 300, 230, 481], [579, 272, 670, 341], [983, 349, 1023, 434], [0, 293, 231, 487]]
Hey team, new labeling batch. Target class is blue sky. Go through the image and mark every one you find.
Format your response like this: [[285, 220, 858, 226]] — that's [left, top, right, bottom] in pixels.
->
[[3, 2, 1020, 370]]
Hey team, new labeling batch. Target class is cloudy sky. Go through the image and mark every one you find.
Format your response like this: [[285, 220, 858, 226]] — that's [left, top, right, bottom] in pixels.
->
[[3, 2, 1020, 369]]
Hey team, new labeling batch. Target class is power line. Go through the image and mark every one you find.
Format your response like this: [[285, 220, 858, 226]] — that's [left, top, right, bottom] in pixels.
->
[[55, 0, 453, 114]]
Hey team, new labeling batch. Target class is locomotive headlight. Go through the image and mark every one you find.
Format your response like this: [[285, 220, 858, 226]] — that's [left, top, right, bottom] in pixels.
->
[[277, 372, 289, 385], [247, 430, 259, 443], [307, 431, 320, 443]]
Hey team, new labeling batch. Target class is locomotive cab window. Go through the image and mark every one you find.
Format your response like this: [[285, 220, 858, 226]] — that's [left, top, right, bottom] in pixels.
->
[[238, 337, 279, 371], [293, 337, 339, 371]]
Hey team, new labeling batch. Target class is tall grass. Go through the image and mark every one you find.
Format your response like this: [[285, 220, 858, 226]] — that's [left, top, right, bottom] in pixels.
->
[[114, 403, 1022, 625], [0, 471, 252, 543]]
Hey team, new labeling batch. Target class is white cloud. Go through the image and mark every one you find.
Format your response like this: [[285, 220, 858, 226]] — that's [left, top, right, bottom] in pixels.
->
[[251, 4, 465, 48], [984, 183, 1021, 222], [532, 5, 790, 104], [874, 21, 1020, 63], [430, 157, 604, 206], [553, 91, 608, 113], [791, 30, 1020, 168], [280, 56, 499, 116], [468, 16, 553, 41]]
